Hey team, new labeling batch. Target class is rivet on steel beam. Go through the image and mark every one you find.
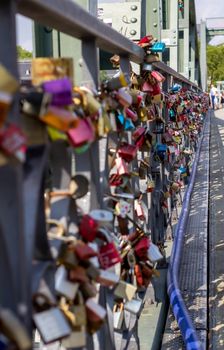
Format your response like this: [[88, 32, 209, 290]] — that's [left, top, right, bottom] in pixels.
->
[[130, 29, 137, 35], [131, 5, 137, 10], [153, 23, 158, 27], [131, 18, 137, 23], [153, 8, 157, 13]]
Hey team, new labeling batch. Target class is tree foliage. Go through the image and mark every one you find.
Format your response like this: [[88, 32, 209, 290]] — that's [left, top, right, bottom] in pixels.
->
[[17, 46, 32, 59], [207, 44, 224, 83]]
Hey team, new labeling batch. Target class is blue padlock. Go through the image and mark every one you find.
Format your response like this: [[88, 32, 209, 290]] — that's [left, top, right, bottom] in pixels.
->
[[151, 42, 166, 53]]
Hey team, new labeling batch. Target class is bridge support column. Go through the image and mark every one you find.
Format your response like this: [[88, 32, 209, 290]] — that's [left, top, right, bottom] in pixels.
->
[[200, 20, 207, 91]]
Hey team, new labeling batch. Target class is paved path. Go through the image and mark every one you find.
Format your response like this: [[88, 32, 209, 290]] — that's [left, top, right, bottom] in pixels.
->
[[209, 109, 224, 349]]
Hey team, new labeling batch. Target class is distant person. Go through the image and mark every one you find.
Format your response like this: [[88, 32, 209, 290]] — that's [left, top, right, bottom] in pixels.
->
[[210, 84, 216, 109], [221, 91, 224, 109], [215, 91, 219, 110]]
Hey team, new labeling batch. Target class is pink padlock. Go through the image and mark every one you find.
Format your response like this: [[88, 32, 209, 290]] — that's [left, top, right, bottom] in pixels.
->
[[99, 242, 121, 269], [134, 199, 145, 221], [115, 157, 129, 176], [125, 108, 138, 122]]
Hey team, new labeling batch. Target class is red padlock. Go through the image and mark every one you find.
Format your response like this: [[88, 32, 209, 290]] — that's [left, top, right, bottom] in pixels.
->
[[125, 108, 138, 122], [0, 124, 26, 161], [134, 237, 150, 259], [151, 71, 165, 83], [74, 243, 98, 261], [134, 264, 144, 286], [133, 127, 145, 141], [99, 242, 121, 269], [118, 143, 138, 163], [79, 215, 98, 242]]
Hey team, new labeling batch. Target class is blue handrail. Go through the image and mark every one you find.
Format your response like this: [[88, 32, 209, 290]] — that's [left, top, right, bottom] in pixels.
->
[[167, 118, 207, 350]]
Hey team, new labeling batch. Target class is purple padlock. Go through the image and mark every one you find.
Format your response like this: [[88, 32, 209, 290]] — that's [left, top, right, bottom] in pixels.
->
[[43, 78, 72, 106]]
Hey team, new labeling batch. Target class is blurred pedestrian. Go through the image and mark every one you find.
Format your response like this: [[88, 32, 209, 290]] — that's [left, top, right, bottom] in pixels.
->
[[215, 91, 219, 110], [221, 91, 224, 109], [210, 84, 216, 109]]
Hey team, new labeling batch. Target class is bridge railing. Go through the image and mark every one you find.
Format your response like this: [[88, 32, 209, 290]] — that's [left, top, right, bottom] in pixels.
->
[[0, 0, 200, 345]]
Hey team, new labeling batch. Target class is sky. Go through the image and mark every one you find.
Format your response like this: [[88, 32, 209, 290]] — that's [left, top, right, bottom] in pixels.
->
[[17, 0, 224, 51]]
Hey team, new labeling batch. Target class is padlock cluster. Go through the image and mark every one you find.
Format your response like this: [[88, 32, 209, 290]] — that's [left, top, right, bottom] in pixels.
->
[[0, 37, 209, 350]]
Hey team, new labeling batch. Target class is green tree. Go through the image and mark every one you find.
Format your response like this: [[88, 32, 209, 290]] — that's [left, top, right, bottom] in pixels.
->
[[207, 44, 224, 83], [17, 46, 32, 59]]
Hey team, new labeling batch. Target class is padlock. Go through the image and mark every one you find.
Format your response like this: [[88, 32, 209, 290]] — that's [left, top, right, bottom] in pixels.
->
[[134, 264, 144, 287], [141, 81, 154, 93], [117, 113, 135, 131], [40, 106, 78, 131], [33, 278, 57, 310], [31, 57, 74, 85], [70, 292, 87, 327], [99, 240, 121, 269], [69, 266, 89, 284], [81, 88, 101, 115], [0, 92, 13, 127], [114, 280, 137, 301], [47, 126, 67, 141], [153, 120, 165, 134], [80, 281, 97, 300], [113, 303, 124, 330], [147, 175, 155, 193], [57, 242, 78, 269], [133, 126, 146, 142], [89, 209, 114, 226], [0, 64, 19, 94], [125, 107, 138, 122], [150, 42, 166, 53], [67, 117, 95, 147], [79, 214, 98, 242], [148, 243, 163, 263], [178, 164, 187, 177], [138, 106, 148, 121], [163, 132, 173, 144], [86, 298, 106, 334], [161, 200, 168, 215], [55, 265, 79, 300], [116, 88, 132, 107], [115, 156, 129, 176], [104, 72, 129, 91], [154, 143, 167, 162], [98, 228, 121, 266], [114, 200, 131, 218], [133, 126, 147, 150], [33, 307, 71, 344], [151, 70, 165, 83], [139, 161, 147, 179], [134, 199, 145, 221], [134, 236, 150, 259], [118, 143, 138, 163], [124, 299, 142, 315], [96, 269, 120, 287], [43, 78, 72, 106], [0, 124, 27, 162], [62, 326, 86, 348], [74, 242, 98, 261], [145, 53, 160, 63], [129, 89, 143, 107], [86, 262, 101, 280]]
